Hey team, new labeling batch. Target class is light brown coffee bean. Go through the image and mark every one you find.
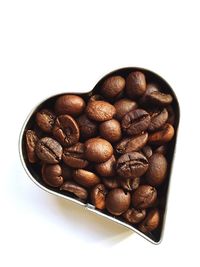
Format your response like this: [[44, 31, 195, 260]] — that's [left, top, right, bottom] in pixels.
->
[[86, 100, 116, 122], [73, 169, 100, 188], [91, 184, 107, 210], [99, 119, 122, 143], [85, 138, 113, 163], [148, 123, 174, 145], [101, 76, 125, 98], [25, 130, 38, 163], [55, 94, 86, 117], [95, 155, 116, 177]]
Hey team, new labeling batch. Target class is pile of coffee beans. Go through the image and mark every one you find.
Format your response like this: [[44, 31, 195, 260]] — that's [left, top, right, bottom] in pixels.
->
[[25, 70, 176, 236]]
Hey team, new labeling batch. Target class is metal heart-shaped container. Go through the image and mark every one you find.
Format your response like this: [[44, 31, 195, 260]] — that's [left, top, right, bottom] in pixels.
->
[[19, 67, 180, 244]]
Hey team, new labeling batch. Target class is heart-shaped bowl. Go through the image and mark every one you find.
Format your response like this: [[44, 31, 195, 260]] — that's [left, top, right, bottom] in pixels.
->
[[19, 67, 180, 244]]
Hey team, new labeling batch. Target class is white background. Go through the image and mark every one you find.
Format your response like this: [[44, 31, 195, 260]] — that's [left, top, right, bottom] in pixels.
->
[[0, 0, 199, 266]]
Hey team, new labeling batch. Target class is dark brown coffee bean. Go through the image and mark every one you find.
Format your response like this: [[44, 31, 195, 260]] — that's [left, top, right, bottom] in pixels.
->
[[106, 188, 131, 216], [142, 145, 153, 158], [119, 177, 140, 191], [95, 155, 116, 177], [122, 109, 150, 135], [145, 153, 167, 186], [53, 115, 80, 146], [148, 123, 174, 145], [139, 83, 159, 105], [138, 209, 160, 233], [148, 108, 168, 132], [99, 119, 122, 143], [114, 98, 138, 120], [123, 208, 146, 224], [86, 100, 116, 122], [61, 164, 72, 180], [85, 138, 113, 163], [54, 94, 85, 117], [42, 164, 64, 187], [116, 152, 149, 178], [147, 91, 173, 106], [116, 132, 148, 154], [60, 181, 88, 200], [126, 71, 146, 99], [155, 145, 167, 155], [77, 114, 98, 139], [132, 185, 157, 209], [102, 177, 120, 189], [73, 169, 100, 188], [91, 184, 107, 210], [35, 137, 62, 164], [101, 76, 125, 98], [35, 109, 55, 133], [62, 143, 88, 169], [25, 130, 38, 163]]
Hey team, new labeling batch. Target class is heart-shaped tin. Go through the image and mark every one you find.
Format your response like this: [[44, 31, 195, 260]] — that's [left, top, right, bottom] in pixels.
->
[[19, 67, 180, 244]]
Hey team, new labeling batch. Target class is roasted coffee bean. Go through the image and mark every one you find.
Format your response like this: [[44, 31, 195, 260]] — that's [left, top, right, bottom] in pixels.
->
[[35, 137, 62, 164], [122, 109, 150, 135], [147, 91, 173, 106], [63, 143, 88, 169], [25, 130, 38, 163], [116, 132, 148, 154], [123, 208, 146, 224], [139, 83, 159, 106], [101, 76, 125, 98], [102, 177, 120, 189], [142, 145, 153, 158], [148, 108, 168, 132], [99, 119, 122, 143], [138, 209, 160, 233], [106, 188, 131, 216], [77, 114, 98, 139], [53, 115, 80, 146], [95, 155, 116, 177], [126, 71, 146, 99], [86, 100, 116, 122], [61, 164, 72, 180], [91, 184, 107, 210], [101, 75, 125, 97], [116, 152, 149, 178], [85, 137, 113, 163], [155, 145, 167, 155], [42, 164, 64, 187], [132, 185, 157, 209], [148, 123, 174, 145], [60, 181, 88, 200], [114, 98, 138, 120], [55, 94, 86, 117], [73, 169, 100, 188], [35, 109, 55, 133], [145, 153, 167, 186], [119, 177, 140, 191], [115, 138, 131, 154]]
